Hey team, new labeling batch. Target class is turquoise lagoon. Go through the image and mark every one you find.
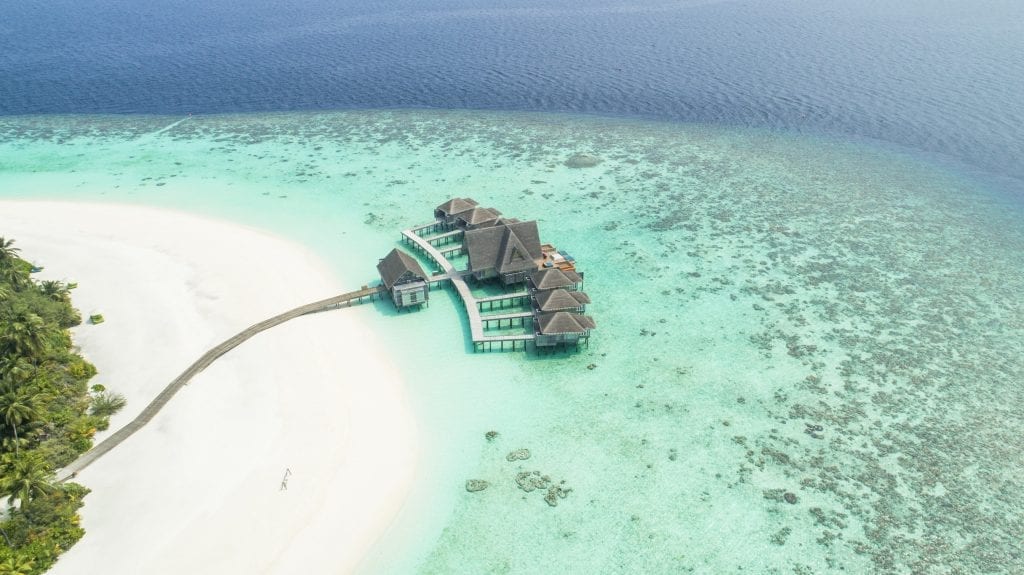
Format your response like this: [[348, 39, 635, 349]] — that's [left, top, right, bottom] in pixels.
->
[[1, 111, 1022, 573]]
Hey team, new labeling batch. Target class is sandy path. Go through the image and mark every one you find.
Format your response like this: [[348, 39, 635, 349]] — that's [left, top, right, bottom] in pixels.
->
[[0, 201, 417, 574]]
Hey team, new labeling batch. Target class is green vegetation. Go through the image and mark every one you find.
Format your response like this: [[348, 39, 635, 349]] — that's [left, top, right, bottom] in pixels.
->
[[0, 237, 124, 573]]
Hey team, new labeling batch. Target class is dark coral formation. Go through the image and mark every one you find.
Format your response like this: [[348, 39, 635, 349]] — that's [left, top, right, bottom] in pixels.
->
[[564, 153, 602, 168], [515, 471, 572, 507], [514, 470, 549, 492], [465, 480, 490, 493], [505, 449, 531, 462]]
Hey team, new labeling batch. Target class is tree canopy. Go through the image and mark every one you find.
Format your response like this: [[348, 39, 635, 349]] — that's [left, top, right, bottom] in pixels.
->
[[0, 237, 124, 573]]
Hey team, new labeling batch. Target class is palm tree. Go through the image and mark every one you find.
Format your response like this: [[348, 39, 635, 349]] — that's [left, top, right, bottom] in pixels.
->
[[0, 555, 35, 575], [0, 237, 20, 267], [0, 284, 9, 302], [0, 381, 42, 456], [0, 239, 28, 290], [0, 356, 34, 381], [39, 280, 70, 303], [0, 436, 28, 455], [0, 310, 49, 357], [0, 452, 53, 509], [90, 391, 127, 418], [0, 265, 27, 291]]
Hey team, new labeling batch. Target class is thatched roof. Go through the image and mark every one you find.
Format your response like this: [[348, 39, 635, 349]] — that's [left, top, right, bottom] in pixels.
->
[[435, 197, 479, 217], [377, 248, 428, 289], [534, 289, 591, 311], [465, 220, 542, 275], [562, 269, 583, 283], [456, 207, 502, 227], [529, 268, 581, 291], [536, 312, 596, 335]]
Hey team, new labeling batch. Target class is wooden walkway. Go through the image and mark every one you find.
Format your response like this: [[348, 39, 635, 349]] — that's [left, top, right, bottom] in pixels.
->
[[409, 221, 442, 235], [476, 292, 530, 310], [481, 311, 533, 327], [57, 285, 384, 482], [401, 228, 487, 342], [439, 243, 464, 257], [474, 333, 534, 352], [401, 225, 537, 352], [425, 229, 463, 245]]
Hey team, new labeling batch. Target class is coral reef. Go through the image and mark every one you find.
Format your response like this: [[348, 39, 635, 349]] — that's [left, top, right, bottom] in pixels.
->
[[505, 449, 531, 462]]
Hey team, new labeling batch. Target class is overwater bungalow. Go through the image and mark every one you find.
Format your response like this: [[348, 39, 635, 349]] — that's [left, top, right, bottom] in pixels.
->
[[396, 199, 596, 352], [434, 197, 479, 226], [528, 267, 583, 292], [377, 248, 429, 309], [464, 220, 543, 285], [455, 206, 503, 230], [535, 311, 596, 348], [533, 288, 590, 313]]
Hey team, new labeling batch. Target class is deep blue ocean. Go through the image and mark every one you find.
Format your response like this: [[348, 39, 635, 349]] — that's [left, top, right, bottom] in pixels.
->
[[1, 0, 1022, 188]]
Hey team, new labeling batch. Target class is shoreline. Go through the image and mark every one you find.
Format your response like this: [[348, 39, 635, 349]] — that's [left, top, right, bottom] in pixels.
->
[[0, 200, 417, 574]]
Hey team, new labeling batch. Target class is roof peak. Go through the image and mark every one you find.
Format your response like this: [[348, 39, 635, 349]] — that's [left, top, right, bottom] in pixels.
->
[[377, 248, 428, 289]]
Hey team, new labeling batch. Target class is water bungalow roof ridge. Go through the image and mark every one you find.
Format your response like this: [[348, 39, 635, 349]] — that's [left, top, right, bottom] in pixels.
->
[[458, 206, 503, 226], [435, 197, 479, 216], [535, 288, 589, 311], [530, 267, 579, 290], [536, 311, 596, 334]]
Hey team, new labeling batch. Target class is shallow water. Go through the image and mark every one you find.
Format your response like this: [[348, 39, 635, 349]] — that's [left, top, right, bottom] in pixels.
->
[[1, 110, 1022, 573]]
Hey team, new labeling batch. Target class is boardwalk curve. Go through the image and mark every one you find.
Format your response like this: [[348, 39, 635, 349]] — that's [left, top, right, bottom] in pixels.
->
[[58, 285, 383, 481]]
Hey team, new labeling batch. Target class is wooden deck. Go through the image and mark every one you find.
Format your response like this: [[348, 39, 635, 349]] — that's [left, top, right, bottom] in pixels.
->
[[56, 285, 385, 482]]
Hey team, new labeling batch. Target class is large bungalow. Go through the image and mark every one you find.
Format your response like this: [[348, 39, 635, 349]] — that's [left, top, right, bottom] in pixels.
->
[[464, 220, 543, 286], [377, 248, 429, 309]]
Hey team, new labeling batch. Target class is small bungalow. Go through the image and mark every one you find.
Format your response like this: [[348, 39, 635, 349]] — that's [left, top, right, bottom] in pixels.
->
[[455, 206, 502, 230], [534, 311, 596, 348], [533, 288, 591, 313], [434, 198, 479, 225], [377, 248, 429, 309], [528, 268, 583, 292], [464, 220, 543, 285]]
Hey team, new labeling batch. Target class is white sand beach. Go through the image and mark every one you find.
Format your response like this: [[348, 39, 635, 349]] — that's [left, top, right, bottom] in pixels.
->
[[0, 201, 416, 574]]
